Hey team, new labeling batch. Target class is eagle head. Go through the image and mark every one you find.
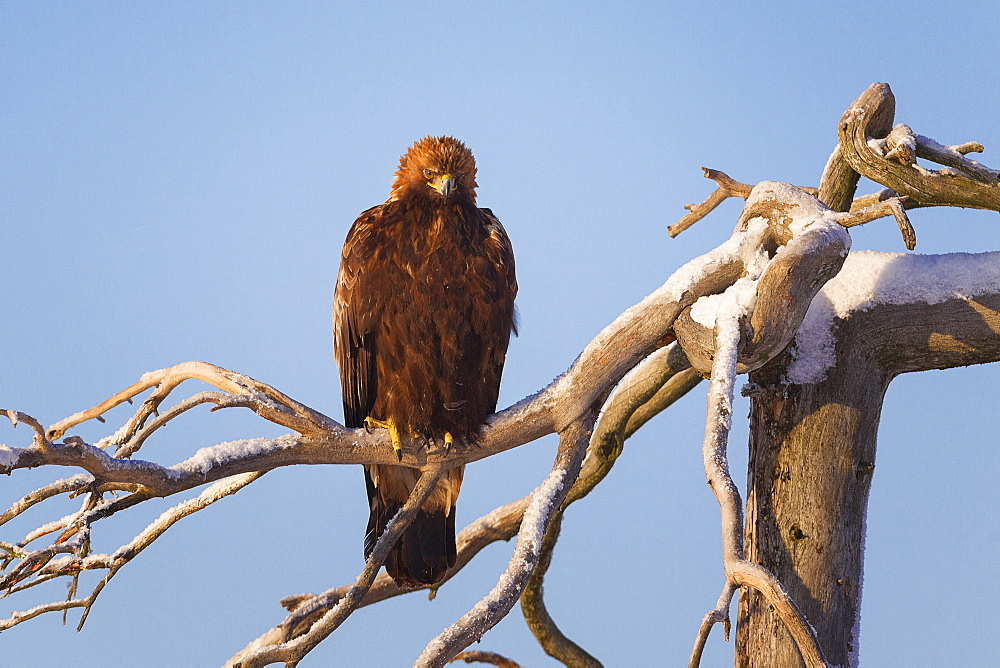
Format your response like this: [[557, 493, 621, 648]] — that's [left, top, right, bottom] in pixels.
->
[[390, 136, 478, 203]]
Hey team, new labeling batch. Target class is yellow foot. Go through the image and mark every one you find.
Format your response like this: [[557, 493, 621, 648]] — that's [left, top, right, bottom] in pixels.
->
[[444, 432, 454, 451], [365, 417, 403, 461]]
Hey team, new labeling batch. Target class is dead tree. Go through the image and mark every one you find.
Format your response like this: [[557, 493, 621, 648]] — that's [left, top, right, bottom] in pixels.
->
[[2, 83, 997, 667]]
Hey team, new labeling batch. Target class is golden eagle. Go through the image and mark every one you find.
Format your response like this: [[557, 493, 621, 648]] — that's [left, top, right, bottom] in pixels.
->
[[334, 136, 517, 586]]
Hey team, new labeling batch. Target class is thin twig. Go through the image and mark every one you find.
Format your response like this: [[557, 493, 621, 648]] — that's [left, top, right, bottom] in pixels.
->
[[0, 475, 92, 528], [2, 410, 51, 451], [449, 651, 524, 667], [669, 168, 754, 237], [834, 196, 916, 249]]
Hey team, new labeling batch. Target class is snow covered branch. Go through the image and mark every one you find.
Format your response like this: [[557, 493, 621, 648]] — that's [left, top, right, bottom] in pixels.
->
[[227, 344, 703, 666], [687, 281, 826, 668], [414, 414, 595, 667], [1, 186, 800, 642]]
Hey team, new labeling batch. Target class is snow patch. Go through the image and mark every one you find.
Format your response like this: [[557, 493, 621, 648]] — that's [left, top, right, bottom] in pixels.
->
[[866, 137, 886, 156], [519, 468, 567, 548], [689, 216, 771, 329], [172, 435, 295, 475], [0, 444, 18, 470], [690, 276, 760, 329], [788, 251, 1000, 384]]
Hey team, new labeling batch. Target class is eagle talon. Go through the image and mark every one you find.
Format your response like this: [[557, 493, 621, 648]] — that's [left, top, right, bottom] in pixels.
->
[[365, 416, 404, 461]]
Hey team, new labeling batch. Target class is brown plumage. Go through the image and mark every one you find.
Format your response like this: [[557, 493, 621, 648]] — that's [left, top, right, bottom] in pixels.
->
[[333, 136, 517, 587]]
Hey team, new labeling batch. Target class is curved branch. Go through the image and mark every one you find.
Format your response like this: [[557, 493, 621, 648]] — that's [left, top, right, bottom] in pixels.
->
[[675, 183, 851, 376], [520, 513, 602, 668], [669, 168, 754, 237], [0, 475, 92, 529], [234, 345, 704, 664], [2, 410, 50, 450], [838, 82, 1000, 211], [449, 651, 524, 667]]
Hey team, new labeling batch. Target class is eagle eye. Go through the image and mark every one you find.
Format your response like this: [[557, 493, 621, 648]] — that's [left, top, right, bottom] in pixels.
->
[[422, 169, 434, 179]]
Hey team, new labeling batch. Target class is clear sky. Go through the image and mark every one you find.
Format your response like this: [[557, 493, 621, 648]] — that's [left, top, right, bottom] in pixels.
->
[[2, 2, 998, 666]]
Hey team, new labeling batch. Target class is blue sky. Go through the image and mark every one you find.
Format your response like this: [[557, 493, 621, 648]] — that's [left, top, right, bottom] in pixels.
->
[[2, 2, 998, 665]]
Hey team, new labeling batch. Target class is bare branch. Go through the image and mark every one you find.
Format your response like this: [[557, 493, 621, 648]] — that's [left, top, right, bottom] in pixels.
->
[[229, 466, 444, 667], [2, 410, 51, 451], [689, 582, 737, 667], [818, 86, 895, 212], [669, 168, 754, 237], [571, 342, 697, 506], [520, 510, 602, 668], [112, 390, 234, 458], [449, 651, 524, 667], [833, 197, 916, 249]]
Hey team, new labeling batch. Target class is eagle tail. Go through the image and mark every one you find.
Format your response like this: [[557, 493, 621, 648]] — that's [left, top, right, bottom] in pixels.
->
[[364, 469, 457, 587]]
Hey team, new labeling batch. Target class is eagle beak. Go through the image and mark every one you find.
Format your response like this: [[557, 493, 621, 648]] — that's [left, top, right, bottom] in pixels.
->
[[431, 174, 456, 198]]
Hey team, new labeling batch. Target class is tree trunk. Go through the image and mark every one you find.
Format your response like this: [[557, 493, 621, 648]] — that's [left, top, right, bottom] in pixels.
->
[[735, 292, 1000, 666]]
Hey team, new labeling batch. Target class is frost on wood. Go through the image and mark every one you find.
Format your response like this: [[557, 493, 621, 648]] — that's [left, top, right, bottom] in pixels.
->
[[0, 444, 17, 469], [415, 416, 592, 668]]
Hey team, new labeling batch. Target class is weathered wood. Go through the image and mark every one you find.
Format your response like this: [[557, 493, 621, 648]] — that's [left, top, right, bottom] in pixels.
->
[[735, 293, 1000, 667], [818, 84, 895, 213], [674, 183, 850, 377], [838, 83, 1000, 211]]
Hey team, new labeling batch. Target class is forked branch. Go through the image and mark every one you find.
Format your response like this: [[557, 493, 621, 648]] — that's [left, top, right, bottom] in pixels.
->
[[687, 273, 825, 668], [230, 466, 444, 667]]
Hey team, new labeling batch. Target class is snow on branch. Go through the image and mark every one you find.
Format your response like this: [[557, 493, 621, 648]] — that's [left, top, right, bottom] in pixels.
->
[[832, 82, 1000, 214], [0, 213, 775, 641], [414, 415, 595, 667]]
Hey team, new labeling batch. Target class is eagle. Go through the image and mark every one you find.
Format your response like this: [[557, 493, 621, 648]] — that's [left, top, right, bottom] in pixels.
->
[[333, 136, 517, 587]]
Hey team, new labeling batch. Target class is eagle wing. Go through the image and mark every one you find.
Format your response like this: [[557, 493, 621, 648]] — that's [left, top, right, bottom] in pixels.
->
[[480, 207, 518, 338], [478, 208, 518, 396], [333, 205, 382, 428]]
